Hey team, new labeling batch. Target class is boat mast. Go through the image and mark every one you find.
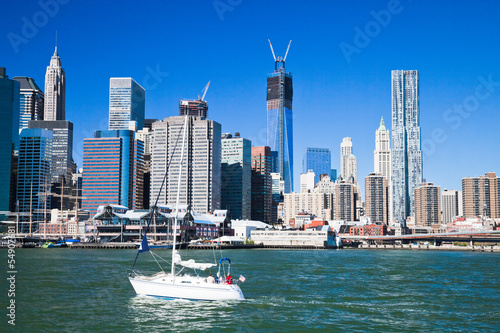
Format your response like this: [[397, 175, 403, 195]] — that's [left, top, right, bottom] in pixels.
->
[[171, 115, 189, 280]]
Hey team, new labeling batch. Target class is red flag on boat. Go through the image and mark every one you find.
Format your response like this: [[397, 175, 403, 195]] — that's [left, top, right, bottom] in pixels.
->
[[239, 275, 246, 282]]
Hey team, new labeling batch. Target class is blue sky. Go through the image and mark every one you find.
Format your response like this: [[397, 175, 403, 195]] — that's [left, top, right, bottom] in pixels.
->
[[1, 0, 499, 194]]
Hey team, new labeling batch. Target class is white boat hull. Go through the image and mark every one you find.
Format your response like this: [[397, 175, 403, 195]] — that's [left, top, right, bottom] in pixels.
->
[[129, 274, 244, 301]]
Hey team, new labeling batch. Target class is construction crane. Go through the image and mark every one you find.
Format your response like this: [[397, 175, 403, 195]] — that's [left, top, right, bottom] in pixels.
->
[[198, 81, 211, 101], [268, 39, 292, 71]]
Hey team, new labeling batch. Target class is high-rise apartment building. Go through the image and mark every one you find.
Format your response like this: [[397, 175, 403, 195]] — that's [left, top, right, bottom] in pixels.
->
[[221, 133, 251, 220], [14, 77, 44, 132], [283, 192, 334, 224], [345, 154, 357, 183], [0, 68, 20, 212], [365, 173, 388, 224], [462, 172, 499, 218], [109, 78, 145, 131], [391, 70, 423, 222], [340, 137, 353, 179], [151, 116, 221, 214], [271, 172, 284, 223], [302, 148, 331, 185], [267, 48, 293, 193], [442, 189, 463, 224], [82, 130, 144, 216], [17, 129, 52, 232], [374, 117, 391, 179], [251, 146, 272, 224], [414, 182, 441, 227], [44, 47, 65, 121], [334, 181, 358, 221], [300, 170, 315, 193], [28, 120, 73, 184], [179, 100, 208, 118]]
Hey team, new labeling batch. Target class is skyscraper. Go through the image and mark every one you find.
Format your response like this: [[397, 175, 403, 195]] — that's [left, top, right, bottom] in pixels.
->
[[109, 78, 145, 131], [374, 117, 391, 179], [44, 47, 65, 121], [17, 128, 52, 232], [302, 147, 331, 185], [28, 120, 73, 184], [340, 137, 353, 179], [365, 173, 388, 224], [251, 146, 272, 224], [267, 40, 293, 193], [414, 182, 441, 227], [82, 130, 144, 216], [13, 77, 44, 132], [0, 67, 20, 212], [179, 100, 208, 118], [442, 189, 462, 224], [334, 181, 358, 221], [462, 172, 499, 218], [221, 133, 251, 220], [391, 70, 423, 222], [151, 116, 221, 214]]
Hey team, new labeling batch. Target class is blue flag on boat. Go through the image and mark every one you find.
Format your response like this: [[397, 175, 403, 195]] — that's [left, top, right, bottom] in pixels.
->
[[138, 235, 150, 253]]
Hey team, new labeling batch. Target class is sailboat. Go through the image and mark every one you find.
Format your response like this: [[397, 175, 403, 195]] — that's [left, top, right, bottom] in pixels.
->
[[128, 115, 245, 301]]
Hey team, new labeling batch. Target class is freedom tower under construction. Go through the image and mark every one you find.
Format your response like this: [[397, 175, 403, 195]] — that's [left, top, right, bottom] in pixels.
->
[[267, 40, 293, 193]]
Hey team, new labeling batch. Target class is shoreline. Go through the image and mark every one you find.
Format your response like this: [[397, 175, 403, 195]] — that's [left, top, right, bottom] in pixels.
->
[[357, 243, 500, 252]]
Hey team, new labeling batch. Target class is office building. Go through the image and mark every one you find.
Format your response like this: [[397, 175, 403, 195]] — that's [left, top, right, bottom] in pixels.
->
[[340, 137, 353, 179], [13, 77, 44, 132], [271, 172, 284, 223], [365, 173, 388, 224], [28, 120, 73, 184], [82, 130, 144, 216], [374, 117, 391, 179], [283, 192, 334, 225], [302, 148, 331, 184], [221, 133, 251, 220], [17, 129, 52, 232], [0, 67, 20, 212], [267, 45, 293, 193], [179, 100, 208, 118], [391, 70, 423, 222], [44, 47, 65, 121], [151, 116, 221, 214], [109, 78, 145, 131], [414, 182, 441, 227], [251, 146, 272, 224], [442, 189, 463, 224], [334, 181, 358, 221], [330, 169, 337, 182], [462, 172, 499, 218], [300, 170, 315, 193], [345, 154, 357, 183]]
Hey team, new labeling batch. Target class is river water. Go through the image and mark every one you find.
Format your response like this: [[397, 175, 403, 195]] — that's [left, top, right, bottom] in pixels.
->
[[1, 248, 499, 332]]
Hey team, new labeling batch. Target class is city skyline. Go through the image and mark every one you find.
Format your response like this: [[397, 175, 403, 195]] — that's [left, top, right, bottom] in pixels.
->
[[2, 0, 499, 195]]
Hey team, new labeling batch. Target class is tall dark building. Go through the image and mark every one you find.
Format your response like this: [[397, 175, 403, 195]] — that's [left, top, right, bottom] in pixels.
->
[[251, 146, 272, 223], [267, 40, 293, 193], [179, 100, 208, 118]]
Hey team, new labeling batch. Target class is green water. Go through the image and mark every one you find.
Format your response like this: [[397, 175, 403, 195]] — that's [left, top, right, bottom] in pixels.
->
[[1, 248, 499, 332]]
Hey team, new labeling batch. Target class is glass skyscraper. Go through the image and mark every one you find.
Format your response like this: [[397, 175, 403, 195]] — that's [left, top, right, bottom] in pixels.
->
[[302, 147, 331, 185], [267, 66, 293, 193], [13, 77, 44, 132], [0, 67, 20, 212], [109, 78, 145, 131], [391, 70, 423, 223]]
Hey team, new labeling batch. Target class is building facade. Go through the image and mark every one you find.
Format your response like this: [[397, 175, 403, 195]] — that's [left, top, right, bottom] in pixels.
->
[[391, 70, 423, 222], [414, 182, 441, 227], [374, 117, 391, 179], [340, 137, 353, 179], [0, 68, 20, 211], [300, 170, 316, 193], [17, 129, 52, 232], [13, 77, 44, 132], [179, 100, 208, 118], [271, 172, 284, 223], [109, 78, 145, 131], [283, 192, 333, 225], [267, 64, 293, 193], [44, 47, 65, 121], [442, 189, 463, 224], [462, 172, 499, 218], [221, 133, 251, 220], [334, 181, 358, 221], [82, 130, 144, 216], [365, 173, 388, 224], [302, 147, 331, 185], [251, 146, 272, 224], [28, 120, 73, 184], [151, 116, 221, 214]]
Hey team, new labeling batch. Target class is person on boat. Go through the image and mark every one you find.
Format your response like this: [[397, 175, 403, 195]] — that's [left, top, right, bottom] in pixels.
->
[[226, 274, 232, 285], [207, 273, 215, 284]]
